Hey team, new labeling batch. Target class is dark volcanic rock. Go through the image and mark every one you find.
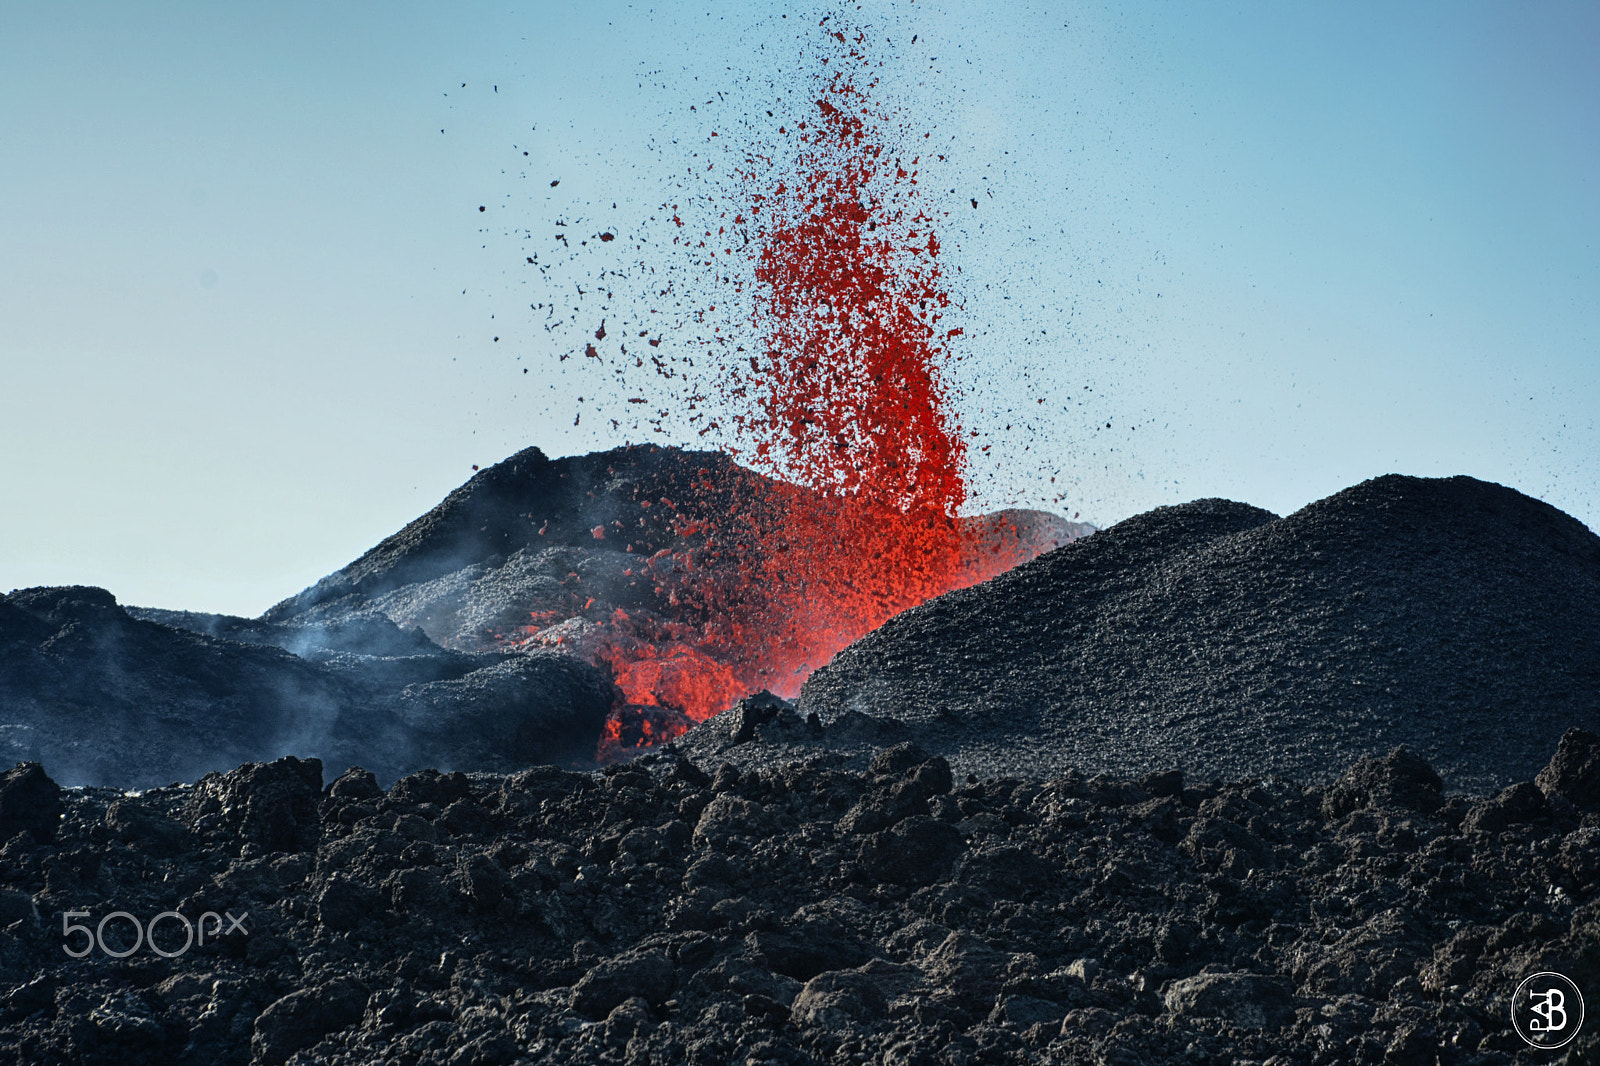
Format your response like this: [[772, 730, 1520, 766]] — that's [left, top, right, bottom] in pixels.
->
[[572, 949, 675, 1016], [0, 585, 614, 787], [1537, 726, 1600, 813], [793, 475, 1600, 792], [251, 976, 367, 1064], [184, 757, 325, 854], [1163, 972, 1293, 1029], [0, 737, 1594, 1064], [1320, 746, 1445, 818], [390, 652, 610, 772], [0, 762, 61, 842]]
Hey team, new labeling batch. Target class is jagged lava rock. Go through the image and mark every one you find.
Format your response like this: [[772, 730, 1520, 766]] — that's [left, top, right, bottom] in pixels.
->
[[0, 762, 61, 843], [1, 737, 1598, 1063], [1536, 726, 1600, 813]]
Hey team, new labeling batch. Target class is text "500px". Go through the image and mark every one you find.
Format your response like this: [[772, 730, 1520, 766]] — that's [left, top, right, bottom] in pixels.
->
[[62, 910, 249, 959]]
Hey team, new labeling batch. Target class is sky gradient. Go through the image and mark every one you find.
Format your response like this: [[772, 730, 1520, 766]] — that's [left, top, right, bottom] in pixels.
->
[[3, 1, 1596, 616]]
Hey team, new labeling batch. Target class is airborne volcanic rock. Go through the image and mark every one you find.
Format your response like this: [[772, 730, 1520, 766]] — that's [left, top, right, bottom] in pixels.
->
[[785, 475, 1600, 792]]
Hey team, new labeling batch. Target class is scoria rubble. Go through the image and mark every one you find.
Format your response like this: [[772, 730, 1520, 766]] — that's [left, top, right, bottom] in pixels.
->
[[2, 726, 1600, 1064]]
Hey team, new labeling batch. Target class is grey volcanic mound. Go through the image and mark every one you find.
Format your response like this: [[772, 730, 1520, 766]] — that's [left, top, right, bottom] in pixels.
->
[[0, 586, 612, 788], [261, 444, 1091, 657], [259, 444, 770, 645], [788, 475, 1600, 793]]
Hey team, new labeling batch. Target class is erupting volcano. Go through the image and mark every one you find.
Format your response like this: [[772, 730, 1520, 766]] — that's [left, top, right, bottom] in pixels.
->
[[508, 25, 1065, 753], [202, 21, 1090, 763]]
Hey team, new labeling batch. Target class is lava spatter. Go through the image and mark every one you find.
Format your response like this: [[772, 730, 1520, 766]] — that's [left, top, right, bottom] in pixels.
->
[[578, 24, 986, 751], [719, 23, 973, 699], [512, 20, 1069, 757]]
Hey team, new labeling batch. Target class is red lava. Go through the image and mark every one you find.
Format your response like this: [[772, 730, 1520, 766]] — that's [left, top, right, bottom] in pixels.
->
[[524, 21, 1060, 757]]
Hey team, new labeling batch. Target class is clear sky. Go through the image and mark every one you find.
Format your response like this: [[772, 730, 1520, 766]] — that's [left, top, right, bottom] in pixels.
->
[[3, 1, 1596, 616]]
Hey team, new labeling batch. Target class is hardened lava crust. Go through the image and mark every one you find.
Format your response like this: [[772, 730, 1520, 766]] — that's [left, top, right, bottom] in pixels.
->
[[2, 730, 1600, 1064]]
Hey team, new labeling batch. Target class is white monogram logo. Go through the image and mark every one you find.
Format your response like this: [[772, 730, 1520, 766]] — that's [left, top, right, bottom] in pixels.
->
[[1528, 987, 1567, 1032], [1513, 972, 1584, 1049]]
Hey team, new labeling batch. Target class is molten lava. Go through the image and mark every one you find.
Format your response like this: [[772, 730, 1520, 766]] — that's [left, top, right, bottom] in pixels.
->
[[721, 23, 975, 696], [521, 22, 1067, 757]]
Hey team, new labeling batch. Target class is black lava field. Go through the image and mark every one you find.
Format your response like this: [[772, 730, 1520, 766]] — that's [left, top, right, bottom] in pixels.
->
[[2, 445, 1599, 1065], [5, 735, 1600, 1065]]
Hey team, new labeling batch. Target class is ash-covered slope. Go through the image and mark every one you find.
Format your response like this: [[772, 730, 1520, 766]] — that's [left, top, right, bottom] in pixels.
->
[[0, 587, 612, 788], [260, 444, 1089, 657], [259, 445, 771, 642], [792, 475, 1600, 793], [126, 607, 446, 661]]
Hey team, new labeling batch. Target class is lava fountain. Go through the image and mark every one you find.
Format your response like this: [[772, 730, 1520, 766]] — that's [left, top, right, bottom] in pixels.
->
[[715, 23, 975, 696], [519, 23, 1072, 756]]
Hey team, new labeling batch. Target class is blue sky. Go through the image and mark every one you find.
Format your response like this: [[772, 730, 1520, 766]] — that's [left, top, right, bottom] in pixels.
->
[[2, 1, 1595, 615]]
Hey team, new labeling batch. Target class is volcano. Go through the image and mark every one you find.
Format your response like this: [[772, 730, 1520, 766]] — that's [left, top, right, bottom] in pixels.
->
[[8, 455, 1594, 799], [0, 444, 1085, 788], [4, 460, 1600, 1065], [259, 443, 1091, 752]]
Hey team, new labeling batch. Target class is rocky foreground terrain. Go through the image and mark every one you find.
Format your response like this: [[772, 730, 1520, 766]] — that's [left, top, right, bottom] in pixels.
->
[[3, 726, 1600, 1065]]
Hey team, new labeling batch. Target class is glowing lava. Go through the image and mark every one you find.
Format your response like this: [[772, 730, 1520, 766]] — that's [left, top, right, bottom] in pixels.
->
[[687, 23, 978, 705], [523, 21, 1069, 757]]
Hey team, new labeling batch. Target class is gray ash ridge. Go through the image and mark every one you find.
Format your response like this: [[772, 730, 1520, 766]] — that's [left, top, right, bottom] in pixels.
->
[[5, 733, 1600, 1064], [686, 473, 1599, 795]]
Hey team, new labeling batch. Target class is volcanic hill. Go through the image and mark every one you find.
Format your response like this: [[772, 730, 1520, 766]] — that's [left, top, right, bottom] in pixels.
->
[[259, 444, 1086, 656], [688, 474, 1600, 794], [0, 585, 611, 789]]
